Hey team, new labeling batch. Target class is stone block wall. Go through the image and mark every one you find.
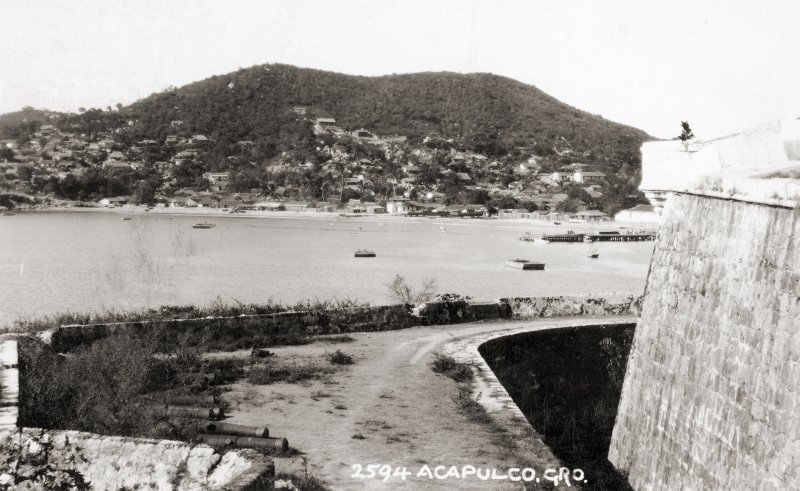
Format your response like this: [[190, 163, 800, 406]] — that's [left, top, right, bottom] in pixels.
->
[[0, 428, 273, 489], [609, 193, 800, 489]]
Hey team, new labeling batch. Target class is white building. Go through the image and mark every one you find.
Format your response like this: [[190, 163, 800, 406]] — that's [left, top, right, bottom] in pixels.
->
[[614, 204, 660, 223]]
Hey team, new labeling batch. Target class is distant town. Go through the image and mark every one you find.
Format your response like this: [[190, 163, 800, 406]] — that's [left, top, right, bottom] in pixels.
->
[[0, 106, 657, 223]]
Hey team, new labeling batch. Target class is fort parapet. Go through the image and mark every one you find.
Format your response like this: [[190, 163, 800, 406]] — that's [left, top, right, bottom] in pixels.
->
[[609, 119, 800, 489]]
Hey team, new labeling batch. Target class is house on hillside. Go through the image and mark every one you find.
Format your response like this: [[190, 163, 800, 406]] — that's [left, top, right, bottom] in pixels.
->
[[313, 118, 341, 135], [237, 140, 254, 148], [168, 197, 187, 208], [190, 134, 211, 145], [385, 196, 410, 214], [572, 170, 606, 184], [291, 106, 308, 115], [550, 171, 572, 183], [571, 209, 609, 222], [352, 128, 376, 139], [201, 172, 230, 192], [99, 196, 130, 207], [170, 120, 184, 128]]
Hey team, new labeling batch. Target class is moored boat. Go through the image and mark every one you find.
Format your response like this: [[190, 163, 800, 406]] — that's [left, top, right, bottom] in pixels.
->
[[587, 249, 600, 258], [505, 259, 545, 270], [354, 249, 376, 257], [121, 217, 132, 221], [193, 222, 216, 229]]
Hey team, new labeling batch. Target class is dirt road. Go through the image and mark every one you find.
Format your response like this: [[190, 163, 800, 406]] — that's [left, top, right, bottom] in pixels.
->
[[222, 316, 636, 489]]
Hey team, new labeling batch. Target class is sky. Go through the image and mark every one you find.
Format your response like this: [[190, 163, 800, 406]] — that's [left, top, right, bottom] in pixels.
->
[[2, 0, 800, 139]]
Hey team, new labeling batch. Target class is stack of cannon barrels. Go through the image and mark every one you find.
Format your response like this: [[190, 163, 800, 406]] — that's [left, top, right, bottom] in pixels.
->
[[149, 392, 288, 451]]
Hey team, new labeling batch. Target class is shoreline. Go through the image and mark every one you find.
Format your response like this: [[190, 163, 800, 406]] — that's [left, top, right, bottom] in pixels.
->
[[12, 205, 660, 230]]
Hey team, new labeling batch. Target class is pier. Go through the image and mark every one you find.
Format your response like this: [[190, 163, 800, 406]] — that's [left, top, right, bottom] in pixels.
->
[[540, 232, 656, 243]]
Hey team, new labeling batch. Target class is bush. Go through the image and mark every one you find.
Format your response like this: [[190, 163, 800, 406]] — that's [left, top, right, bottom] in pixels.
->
[[325, 350, 354, 366], [430, 354, 473, 383]]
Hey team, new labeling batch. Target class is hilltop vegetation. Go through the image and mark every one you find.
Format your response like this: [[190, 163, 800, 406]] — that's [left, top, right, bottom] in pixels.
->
[[125, 64, 648, 166]]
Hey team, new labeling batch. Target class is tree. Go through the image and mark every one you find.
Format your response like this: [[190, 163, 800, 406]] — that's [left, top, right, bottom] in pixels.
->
[[0, 146, 14, 162], [678, 121, 695, 151], [386, 274, 438, 305]]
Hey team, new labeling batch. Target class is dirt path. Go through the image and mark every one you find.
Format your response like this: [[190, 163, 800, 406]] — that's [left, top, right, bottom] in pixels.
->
[[221, 316, 636, 489]]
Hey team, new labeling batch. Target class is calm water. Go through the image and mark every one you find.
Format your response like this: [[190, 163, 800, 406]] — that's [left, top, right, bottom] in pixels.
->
[[0, 211, 655, 327]]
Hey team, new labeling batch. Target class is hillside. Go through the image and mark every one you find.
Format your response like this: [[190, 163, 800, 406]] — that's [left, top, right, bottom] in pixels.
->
[[0, 64, 654, 215], [0, 108, 62, 141], [126, 64, 650, 166]]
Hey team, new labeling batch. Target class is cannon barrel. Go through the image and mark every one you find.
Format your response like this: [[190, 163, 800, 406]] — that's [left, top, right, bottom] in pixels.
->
[[198, 434, 288, 451], [202, 422, 269, 438]]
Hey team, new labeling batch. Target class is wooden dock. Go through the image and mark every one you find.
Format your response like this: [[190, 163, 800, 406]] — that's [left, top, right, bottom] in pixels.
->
[[540, 232, 656, 243]]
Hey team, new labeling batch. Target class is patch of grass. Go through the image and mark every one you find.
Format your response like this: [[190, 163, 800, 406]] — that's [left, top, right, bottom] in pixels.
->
[[204, 357, 248, 385], [430, 353, 474, 382], [325, 350, 355, 366], [313, 335, 356, 344], [310, 391, 331, 401], [452, 385, 492, 424], [246, 362, 334, 385]]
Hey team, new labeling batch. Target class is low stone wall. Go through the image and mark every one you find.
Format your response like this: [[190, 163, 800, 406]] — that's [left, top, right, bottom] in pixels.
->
[[502, 294, 642, 318], [0, 427, 274, 489], [47, 295, 642, 352]]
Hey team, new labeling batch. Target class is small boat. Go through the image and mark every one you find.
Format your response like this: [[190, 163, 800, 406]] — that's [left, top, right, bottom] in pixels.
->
[[121, 217, 132, 221], [588, 249, 600, 258], [505, 259, 545, 270], [553, 221, 562, 225], [2, 211, 17, 216], [354, 249, 376, 258], [583, 235, 595, 243], [193, 222, 216, 229]]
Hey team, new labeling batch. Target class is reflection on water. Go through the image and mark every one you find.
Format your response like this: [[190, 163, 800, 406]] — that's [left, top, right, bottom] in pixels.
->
[[0, 212, 655, 326]]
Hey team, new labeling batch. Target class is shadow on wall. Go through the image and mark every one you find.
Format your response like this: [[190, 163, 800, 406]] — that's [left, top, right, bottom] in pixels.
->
[[479, 324, 636, 491]]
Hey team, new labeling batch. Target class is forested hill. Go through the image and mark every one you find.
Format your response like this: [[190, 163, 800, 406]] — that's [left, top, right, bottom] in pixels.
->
[[126, 64, 650, 163]]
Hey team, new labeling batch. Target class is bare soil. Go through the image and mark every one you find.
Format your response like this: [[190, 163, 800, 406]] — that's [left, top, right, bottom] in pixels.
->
[[218, 318, 629, 489]]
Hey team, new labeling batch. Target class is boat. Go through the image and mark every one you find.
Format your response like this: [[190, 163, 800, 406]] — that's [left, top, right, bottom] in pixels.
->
[[520, 234, 549, 243], [583, 235, 595, 242], [505, 259, 545, 270], [193, 222, 216, 229], [354, 249, 376, 258], [121, 217, 132, 221], [587, 249, 600, 258], [2, 211, 17, 216], [553, 221, 562, 225]]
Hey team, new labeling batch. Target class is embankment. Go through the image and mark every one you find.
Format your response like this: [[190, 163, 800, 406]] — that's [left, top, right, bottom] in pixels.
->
[[480, 323, 636, 490]]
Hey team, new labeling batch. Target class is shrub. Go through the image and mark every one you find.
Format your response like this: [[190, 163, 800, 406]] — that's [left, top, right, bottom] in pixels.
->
[[430, 354, 474, 383], [326, 350, 354, 366], [386, 274, 437, 304]]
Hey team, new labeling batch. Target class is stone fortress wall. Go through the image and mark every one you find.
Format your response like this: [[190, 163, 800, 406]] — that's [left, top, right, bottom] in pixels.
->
[[609, 118, 800, 489]]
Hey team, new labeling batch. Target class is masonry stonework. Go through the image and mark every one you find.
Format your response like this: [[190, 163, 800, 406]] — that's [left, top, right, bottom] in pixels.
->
[[608, 193, 800, 489]]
